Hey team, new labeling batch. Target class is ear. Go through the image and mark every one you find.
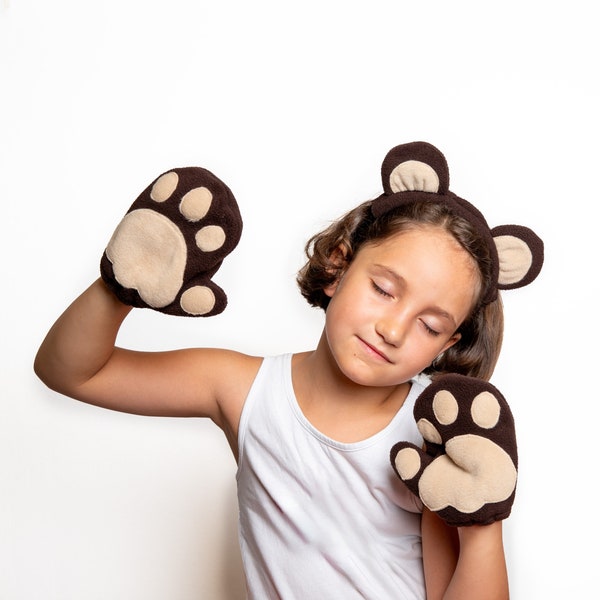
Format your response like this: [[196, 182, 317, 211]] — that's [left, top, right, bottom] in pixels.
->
[[373, 142, 452, 218], [442, 332, 462, 354], [491, 225, 544, 289], [323, 244, 350, 297], [375, 141, 545, 300], [324, 280, 338, 298], [381, 141, 450, 196], [322, 244, 349, 297]]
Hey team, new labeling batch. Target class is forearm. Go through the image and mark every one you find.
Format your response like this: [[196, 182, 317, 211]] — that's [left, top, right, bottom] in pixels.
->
[[443, 522, 509, 600], [422, 509, 509, 600], [34, 278, 132, 395]]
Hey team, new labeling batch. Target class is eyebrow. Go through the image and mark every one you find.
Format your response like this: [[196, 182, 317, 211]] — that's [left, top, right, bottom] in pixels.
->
[[372, 264, 459, 329]]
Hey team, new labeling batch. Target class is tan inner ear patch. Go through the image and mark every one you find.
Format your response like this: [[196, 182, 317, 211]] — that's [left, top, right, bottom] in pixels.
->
[[495, 235, 533, 285], [389, 160, 440, 193], [471, 391, 501, 429], [196, 225, 226, 252], [432, 390, 459, 425], [180, 285, 216, 315], [180, 186, 213, 222], [394, 447, 421, 480], [150, 172, 179, 202], [417, 418, 442, 445]]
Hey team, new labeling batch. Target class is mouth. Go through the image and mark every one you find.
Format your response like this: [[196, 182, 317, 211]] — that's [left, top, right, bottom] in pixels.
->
[[358, 337, 392, 363]]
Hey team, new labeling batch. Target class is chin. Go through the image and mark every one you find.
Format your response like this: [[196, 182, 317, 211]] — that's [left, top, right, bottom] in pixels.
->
[[339, 362, 412, 389]]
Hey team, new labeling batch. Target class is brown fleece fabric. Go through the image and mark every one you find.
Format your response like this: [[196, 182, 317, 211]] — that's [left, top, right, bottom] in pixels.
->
[[371, 141, 544, 304], [391, 374, 518, 527], [100, 166, 242, 317]]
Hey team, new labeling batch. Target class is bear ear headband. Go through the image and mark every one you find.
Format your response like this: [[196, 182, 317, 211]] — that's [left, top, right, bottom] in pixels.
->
[[371, 142, 544, 304]]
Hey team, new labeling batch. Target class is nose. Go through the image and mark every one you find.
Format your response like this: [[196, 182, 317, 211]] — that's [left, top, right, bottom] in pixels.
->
[[375, 311, 408, 347]]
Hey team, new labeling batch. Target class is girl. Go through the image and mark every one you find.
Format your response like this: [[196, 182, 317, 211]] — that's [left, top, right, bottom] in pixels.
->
[[34, 142, 543, 599]]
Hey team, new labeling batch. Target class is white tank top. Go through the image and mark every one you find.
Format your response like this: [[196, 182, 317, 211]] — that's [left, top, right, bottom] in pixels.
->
[[236, 354, 426, 599]]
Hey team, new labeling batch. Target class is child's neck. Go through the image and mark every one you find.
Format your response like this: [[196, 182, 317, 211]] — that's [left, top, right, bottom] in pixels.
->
[[291, 348, 411, 444]]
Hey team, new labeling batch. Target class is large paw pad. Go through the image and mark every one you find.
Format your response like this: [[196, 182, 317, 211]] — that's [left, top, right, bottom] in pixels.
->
[[391, 374, 518, 526], [101, 167, 242, 317]]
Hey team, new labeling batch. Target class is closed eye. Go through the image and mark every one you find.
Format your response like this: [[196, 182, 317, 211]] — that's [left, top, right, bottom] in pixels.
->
[[371, 280, 393, 298], [421, 321, 441, 337]]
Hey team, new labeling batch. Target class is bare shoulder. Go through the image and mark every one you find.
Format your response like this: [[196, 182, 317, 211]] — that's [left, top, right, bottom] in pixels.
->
[[205, 349, 264, 454], [204, 348, 264, 423]]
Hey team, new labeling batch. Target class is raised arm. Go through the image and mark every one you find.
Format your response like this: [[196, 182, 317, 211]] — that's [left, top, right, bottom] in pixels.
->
[[34, 163, 254, 450], [34, 278, 259, 454]]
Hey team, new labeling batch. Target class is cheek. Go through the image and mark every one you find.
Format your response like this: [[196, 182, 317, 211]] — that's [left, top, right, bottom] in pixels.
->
[[325, 283, 363, 334]]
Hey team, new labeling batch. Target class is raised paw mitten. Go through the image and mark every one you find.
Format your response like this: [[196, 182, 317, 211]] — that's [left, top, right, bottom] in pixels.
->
[[390, 374, 518, 527], [100, 166, 242, 317]]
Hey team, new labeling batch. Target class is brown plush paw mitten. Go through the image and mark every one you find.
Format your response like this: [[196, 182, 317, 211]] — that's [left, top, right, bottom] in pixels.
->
[[100, 167, 242, 317], [390, 374, 518, 526]]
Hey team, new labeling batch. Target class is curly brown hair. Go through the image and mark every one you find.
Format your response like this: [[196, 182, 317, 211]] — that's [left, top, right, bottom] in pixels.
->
[[296, 199, 504, 380]]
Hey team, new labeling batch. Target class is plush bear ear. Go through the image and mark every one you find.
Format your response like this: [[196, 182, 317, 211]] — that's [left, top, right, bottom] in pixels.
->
[[375, 141, 545, 300], [491, 224, 544, 290], [381, 141, 450, 195]]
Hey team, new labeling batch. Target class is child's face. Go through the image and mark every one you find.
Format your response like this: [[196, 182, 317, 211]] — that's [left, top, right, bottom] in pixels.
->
[[323, 226, 480, 387]]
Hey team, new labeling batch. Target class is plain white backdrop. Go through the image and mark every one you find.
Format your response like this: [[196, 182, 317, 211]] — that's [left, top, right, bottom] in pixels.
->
[[1, 1, 598, 598]]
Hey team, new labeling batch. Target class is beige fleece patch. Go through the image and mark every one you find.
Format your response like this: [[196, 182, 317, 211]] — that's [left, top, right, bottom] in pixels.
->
[[471, 391, 501, 429], [418, 434, 517, 513], [180, 286, 216, 315], [394, 447, 422, 480], [180, 186, 213, 222], [389, 160, 440, 193], [150, 172, 179, 202], [417, 418, 442, 445], [432, 390, 459, 425], [495, 234, 533, 285], [195, 225, 226, 252], [106, 209, 186, 308]]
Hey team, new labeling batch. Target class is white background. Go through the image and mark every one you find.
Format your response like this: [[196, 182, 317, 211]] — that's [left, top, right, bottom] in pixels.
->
[[1, 1, 598, 598]]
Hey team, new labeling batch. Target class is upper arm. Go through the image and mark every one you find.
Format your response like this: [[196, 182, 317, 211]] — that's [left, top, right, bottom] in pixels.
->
[[67, 346, 261, 431], [34, 280, 262, 454]]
